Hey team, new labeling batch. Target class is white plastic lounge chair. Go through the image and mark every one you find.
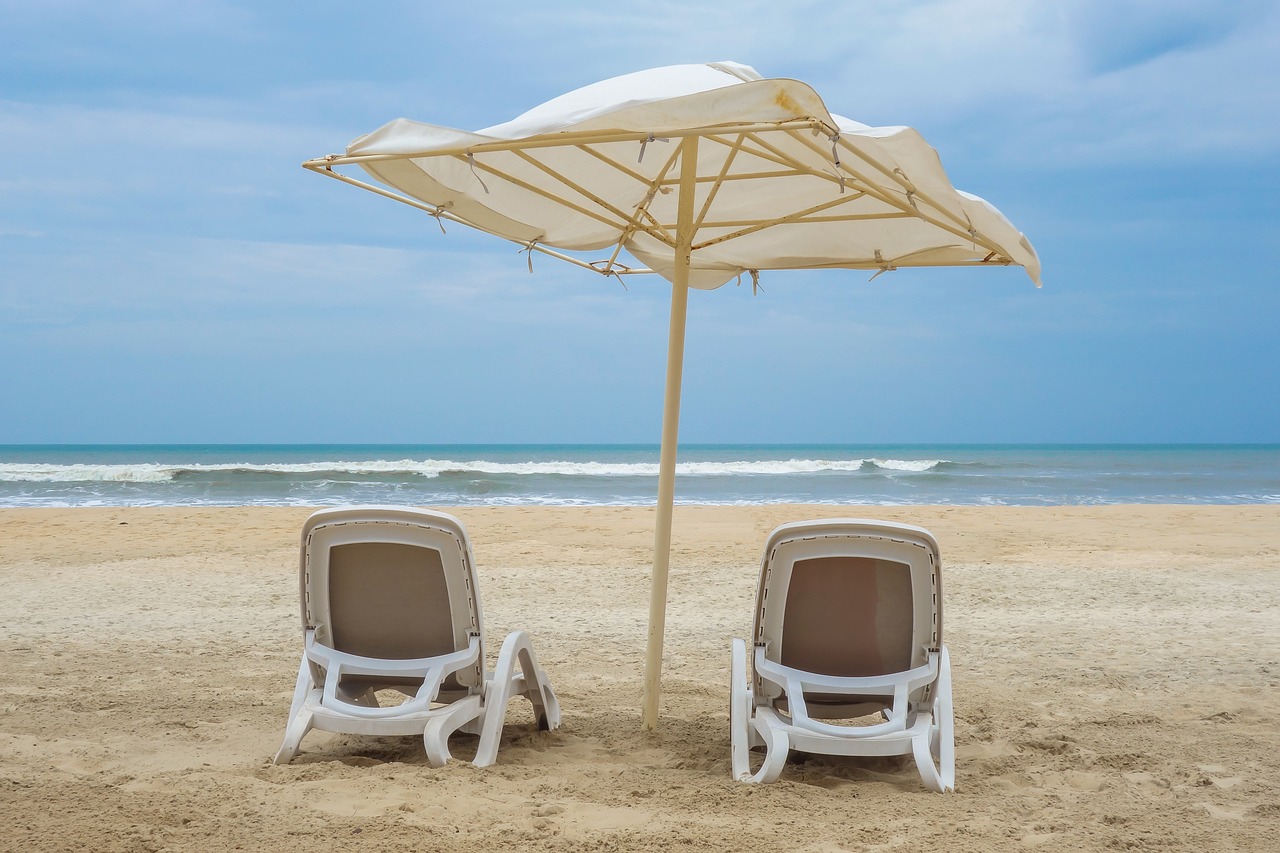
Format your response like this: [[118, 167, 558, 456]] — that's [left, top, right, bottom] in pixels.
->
[[273, 506, 560, 767], [730, 519, 954, 791]]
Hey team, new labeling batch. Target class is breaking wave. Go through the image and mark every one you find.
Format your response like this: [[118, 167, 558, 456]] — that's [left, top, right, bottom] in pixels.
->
[[0, 457, 950, 483]]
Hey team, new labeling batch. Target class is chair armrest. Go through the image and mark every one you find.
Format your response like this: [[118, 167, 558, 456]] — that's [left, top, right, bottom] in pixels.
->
[[755, 645, 941, 739], [305, 630, 482, 719]]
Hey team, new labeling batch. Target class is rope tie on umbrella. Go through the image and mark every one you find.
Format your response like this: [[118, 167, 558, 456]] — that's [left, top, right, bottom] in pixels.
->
[[893, 168, 918, 211], [589, 259, 631, 289], [868, 250, 896, 281], [635, 184, 661, 210], [736, 269, 763, 294], [520, 240, 540, 272], [428, 202, 452, 235], [829, 132, 846, 193], [467, 153, 491, 194], [638, 133, 669, 163]]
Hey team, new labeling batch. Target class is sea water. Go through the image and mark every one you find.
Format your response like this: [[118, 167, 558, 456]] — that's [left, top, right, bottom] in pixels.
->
[[1, 444, 1276, 507]]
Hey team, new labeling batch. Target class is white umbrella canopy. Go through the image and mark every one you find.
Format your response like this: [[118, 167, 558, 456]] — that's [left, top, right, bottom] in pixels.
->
[[305, 61, 1040, 728]]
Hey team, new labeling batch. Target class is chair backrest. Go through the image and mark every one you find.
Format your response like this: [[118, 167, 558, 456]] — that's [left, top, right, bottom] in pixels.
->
[[299, 506, 484, 688], [753, 520, 941, 697]]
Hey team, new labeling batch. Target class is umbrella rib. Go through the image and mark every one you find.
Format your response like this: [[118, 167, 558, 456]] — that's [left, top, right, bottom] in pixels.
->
[[830, 134, 993, 242], [463, 120, 821, 153], [699, 132, 849, 191], [693, 168, 810, 182], [454, 153, 671, 246], [691, 133, 745, 233], [626, 142, 685, 246], [509, 148, 660, 235], [598, 144, 685, 272], [689, 193, 870, 251], [571, 141, 680, 251], [698, 210, 915, 228], [749, 129, 996, 253], [784, 129, 1010, 259], [756, 258, 1015, 272], [302, 163, 659, 277], [306, 120, 826, 166], [772, 129, 916, 210], [574, 143, 658, 187]]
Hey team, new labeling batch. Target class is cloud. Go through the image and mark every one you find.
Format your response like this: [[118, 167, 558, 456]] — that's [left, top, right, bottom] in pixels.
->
[[0, 98, 321, 160], [1017, 4, 1280, 166], [584, 0, 1277, 170], [0, 229, 659, 329], [1063, 0, 1270, 73]]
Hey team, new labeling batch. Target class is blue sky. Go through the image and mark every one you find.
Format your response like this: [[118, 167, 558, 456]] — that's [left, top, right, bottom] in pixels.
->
[[2, 0, 1277, 444]]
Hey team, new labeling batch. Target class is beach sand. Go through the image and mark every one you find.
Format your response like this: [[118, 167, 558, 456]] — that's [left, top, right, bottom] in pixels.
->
[[2, 505, 1278, 851]]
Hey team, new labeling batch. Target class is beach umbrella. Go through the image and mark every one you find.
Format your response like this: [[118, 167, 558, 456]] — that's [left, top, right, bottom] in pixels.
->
[[303, 61, 1040, 729]]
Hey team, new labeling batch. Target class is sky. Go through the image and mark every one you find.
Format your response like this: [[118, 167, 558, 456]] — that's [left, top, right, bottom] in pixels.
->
[[2, 0, 1278, 445]]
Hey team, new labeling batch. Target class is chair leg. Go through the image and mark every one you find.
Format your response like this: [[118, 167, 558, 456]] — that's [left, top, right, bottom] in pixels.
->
[[274, 708, 315, 765], [731, 640, 792, 784], [935, 646, 955, 791], [912, 646, 955, 792], [474, 631, 558, 768], [529, 669, 561, 732], [273, 657, 316, 765], [912, 714, 945, 792], [422, 697, 483, 768], [514, 640, 561, 732], [730, 638, 754, 781], [747, 716, 791, 784]]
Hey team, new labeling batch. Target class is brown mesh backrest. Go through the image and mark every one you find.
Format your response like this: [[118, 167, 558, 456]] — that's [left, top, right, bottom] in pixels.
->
[[328, 541, 457, 660], [780, 555, 913, 676]]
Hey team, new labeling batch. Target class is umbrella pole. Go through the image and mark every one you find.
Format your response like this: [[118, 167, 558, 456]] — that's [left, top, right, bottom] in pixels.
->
[[642, 136, 699, 730]]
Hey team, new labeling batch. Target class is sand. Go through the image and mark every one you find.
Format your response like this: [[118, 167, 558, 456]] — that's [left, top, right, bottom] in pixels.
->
[[1, 504, 1278, 851]]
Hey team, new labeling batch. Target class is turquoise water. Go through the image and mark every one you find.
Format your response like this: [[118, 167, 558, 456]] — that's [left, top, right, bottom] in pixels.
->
[[0, 444, 1276, 507]]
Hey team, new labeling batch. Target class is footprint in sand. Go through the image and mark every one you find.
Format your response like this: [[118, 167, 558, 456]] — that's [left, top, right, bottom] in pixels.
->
[[1196, 764, 1244, 790], [1063, 770, 1109, 791], [1200, 802, 1251, 820], [1122, 771, 1173, 800]]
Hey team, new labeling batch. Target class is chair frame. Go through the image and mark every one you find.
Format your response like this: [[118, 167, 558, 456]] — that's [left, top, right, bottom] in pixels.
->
[[729, 519, 954, 791], [273, 506, 560, 767]]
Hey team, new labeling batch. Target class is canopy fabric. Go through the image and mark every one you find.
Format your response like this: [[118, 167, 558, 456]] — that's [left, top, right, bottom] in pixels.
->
[[322, 61, 1040, 289]]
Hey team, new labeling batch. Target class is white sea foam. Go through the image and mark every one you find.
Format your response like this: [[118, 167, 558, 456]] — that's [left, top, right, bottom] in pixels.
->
[[867, 458, 946, 473], [0, 457, 947, 483], [0, 463, 180, 483]]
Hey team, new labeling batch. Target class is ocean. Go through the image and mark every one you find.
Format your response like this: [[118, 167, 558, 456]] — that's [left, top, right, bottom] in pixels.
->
[[0, 444, 1276, 508]]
